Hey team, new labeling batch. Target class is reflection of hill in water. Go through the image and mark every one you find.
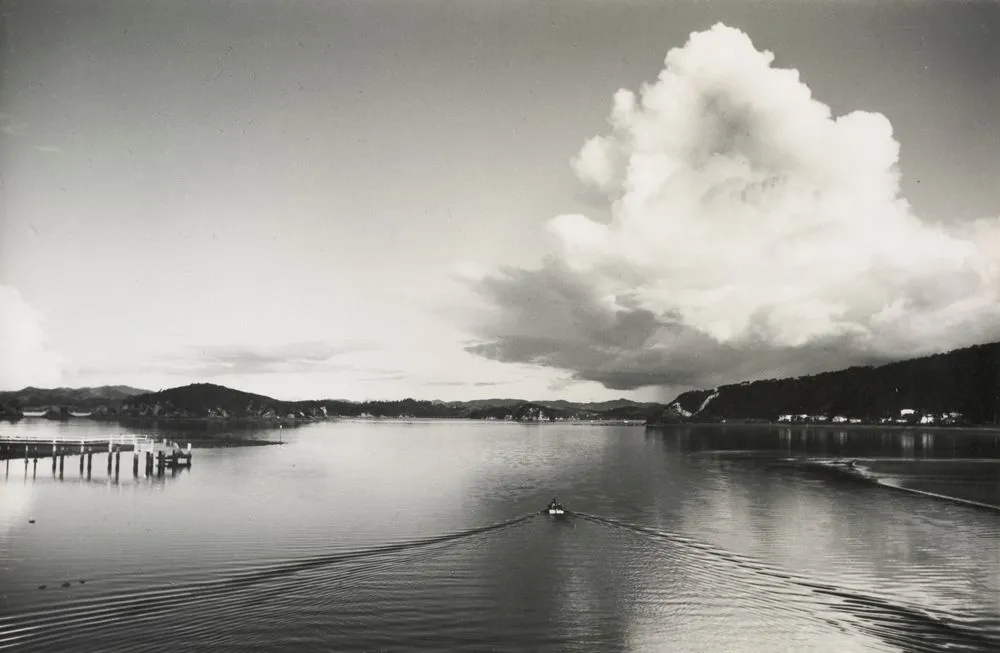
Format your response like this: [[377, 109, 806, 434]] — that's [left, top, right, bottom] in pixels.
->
[[648, 424, 1000, 510], [648, 425, 1000, 459], [118, 418, 288, 447]]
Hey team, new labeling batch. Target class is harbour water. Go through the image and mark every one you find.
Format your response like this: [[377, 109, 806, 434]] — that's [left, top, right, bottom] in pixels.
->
[[1, 420, 998, 652]]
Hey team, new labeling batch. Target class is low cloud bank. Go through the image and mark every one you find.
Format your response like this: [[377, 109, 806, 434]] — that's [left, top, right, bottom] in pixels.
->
[[154, 340, 378, 377], [466, 24, 1000, 391]]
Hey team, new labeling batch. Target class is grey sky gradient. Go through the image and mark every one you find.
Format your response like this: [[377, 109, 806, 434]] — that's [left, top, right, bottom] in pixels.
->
[[1, 0, 997, 401]]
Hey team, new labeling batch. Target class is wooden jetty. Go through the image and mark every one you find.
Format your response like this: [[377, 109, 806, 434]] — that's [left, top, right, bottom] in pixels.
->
[[0, 432, 193, 480]]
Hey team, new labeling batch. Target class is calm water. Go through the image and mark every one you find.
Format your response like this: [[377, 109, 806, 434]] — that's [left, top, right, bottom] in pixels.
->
[[1, 420, 998, 652]]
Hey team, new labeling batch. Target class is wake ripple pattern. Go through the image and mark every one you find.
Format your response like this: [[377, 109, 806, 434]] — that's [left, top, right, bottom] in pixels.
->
[[0, 514, 536, 652]]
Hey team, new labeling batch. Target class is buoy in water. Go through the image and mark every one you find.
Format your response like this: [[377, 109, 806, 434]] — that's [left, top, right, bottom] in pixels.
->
[[28, 519, 35, 524], [38, 585, 46, 590], [61, 581, 71, 588]]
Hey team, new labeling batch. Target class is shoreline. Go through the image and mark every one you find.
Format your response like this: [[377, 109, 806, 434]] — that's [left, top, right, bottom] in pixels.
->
[[646, 421, 1000, 436], [4, 415, 649, 427]]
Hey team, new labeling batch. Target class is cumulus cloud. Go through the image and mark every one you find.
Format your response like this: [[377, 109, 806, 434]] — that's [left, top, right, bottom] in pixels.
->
[[466, 24, 1000, 391], [0, 285, 65, 389]]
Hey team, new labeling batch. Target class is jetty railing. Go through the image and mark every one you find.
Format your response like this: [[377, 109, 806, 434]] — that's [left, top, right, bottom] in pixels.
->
[[0, 432, 151, 449]]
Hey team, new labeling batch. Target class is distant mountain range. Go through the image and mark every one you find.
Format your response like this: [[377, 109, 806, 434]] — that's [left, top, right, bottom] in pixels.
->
[[1, 385, 149, 404], [648, 341, 1000, 426], [2, 340, 997, 425], [0, 385, 148, 413], [0, 383, 660, 422]]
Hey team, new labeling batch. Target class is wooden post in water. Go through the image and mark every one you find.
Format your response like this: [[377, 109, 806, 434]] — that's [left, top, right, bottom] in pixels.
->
[[79, 453, 84, 475], [145, 451, 153, 476], [86, 452, 93, 473], [156, 451, 165, 476], [58, 454, 64, 477], [132, 451, 139, 476]]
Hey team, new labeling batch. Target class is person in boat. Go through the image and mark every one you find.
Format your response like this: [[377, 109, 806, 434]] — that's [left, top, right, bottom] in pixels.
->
[[547, 497, 563, 512]]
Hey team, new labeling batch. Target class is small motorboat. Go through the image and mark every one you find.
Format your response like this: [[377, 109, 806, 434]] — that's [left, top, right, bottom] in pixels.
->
[[543, 498, 566, 516]]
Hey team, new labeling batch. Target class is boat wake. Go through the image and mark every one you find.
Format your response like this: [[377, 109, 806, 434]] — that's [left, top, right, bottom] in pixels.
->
[[869, 475, 1000, 512], [573, 511, 1000, 653], [0, 514, 537, 651], [802, 459, 1000, 512]]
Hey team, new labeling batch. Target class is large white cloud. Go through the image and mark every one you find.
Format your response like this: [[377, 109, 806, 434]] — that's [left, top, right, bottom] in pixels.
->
[[466, 23, 1000, 391], [0, 285, 65, 389]]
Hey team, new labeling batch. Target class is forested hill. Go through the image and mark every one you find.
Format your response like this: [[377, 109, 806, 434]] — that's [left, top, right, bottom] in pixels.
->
[[649, 341, 1000, 426], [118, 384, 310, 419]]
